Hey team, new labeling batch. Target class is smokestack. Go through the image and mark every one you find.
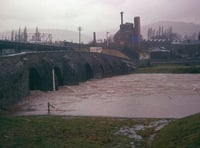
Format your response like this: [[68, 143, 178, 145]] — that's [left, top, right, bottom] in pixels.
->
[[134, 17, 140, 34], [93, 32, 96, 45], [120, 11, 124, 25], [134, 16, 141, 48]]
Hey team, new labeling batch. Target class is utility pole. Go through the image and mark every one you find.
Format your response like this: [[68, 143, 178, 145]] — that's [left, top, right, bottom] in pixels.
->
[[106, 32, 110, 48], [78, 26, 82, 50]]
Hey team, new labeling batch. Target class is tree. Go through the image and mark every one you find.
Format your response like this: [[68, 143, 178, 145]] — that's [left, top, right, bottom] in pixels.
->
[[11, 30, 14, 41], [15, 31, 18, 41], [35, 27, 41, 42], [23, 27, 28, 42], [18, 28, 21, 42]]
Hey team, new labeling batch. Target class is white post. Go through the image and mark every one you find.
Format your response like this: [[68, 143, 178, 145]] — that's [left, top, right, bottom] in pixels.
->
[[52, 68, 56, 91]]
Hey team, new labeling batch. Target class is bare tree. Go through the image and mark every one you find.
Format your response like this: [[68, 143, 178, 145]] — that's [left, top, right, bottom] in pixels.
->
[[35, 27, 41, 42], [15, 31, 18, 41], [11, 30, 14, 41], [18, 28, 21, 42], [23, 27, 28, 42]]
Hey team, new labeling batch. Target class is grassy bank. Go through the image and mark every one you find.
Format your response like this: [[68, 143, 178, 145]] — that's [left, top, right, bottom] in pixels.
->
[[152, 113, 200, 148], [136, 64, 200, 73], [0, 116, 158, 148], [1, 114, 200, 147]]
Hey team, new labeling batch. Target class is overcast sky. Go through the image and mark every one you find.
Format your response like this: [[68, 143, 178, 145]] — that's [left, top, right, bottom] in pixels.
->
[[0, 0, 200, 33]]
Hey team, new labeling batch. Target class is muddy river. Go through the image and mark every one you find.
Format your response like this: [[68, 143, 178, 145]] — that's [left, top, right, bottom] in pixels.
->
[[13, 74, 200, 118]]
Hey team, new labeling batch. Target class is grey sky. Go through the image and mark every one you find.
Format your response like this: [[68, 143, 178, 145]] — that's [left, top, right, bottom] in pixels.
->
[[0, 0, 200, 33]]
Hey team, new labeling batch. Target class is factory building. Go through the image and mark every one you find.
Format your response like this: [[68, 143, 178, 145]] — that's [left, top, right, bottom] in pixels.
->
[[114, 12, 141, 49]]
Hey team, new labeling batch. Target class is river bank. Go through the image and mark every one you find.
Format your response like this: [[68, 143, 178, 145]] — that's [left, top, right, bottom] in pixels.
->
[[1, 113, 200, 148], [136, 64, 200, 73], [0, 115, 171, 148]]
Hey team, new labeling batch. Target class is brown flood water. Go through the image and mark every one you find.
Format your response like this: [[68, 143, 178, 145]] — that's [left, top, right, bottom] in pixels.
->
[[13, 74, 200, 118]]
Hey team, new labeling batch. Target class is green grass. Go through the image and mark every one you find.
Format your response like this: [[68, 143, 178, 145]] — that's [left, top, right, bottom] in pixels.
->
[[0, 116, 156, 148], [1, 114, 200, 147], [152, 113, 200, 148], [136, 64, 200, 73]]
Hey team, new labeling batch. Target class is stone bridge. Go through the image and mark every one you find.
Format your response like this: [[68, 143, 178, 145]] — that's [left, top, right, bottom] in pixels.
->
[[0, 50, 136, 109], [0, 40, 77, 55]]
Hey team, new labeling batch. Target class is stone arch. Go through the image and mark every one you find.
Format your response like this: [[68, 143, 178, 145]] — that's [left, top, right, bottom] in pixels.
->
[[54, 67, 63, 86], [108, 63, 114, 76], [85, 63, 93, 80], [100, 64, 105, 77], [29, 68, 41, 90], [53, 66, 63, 90], [100, 56, 114, 77]]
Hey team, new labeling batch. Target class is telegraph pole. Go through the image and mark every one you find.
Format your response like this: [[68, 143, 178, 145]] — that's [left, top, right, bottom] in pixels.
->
[[78, 26, 82, 50], [106, 32, 110, 48]]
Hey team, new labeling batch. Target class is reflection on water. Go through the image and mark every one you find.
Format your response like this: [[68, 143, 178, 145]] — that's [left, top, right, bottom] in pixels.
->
[[13, 74, 200, 118]]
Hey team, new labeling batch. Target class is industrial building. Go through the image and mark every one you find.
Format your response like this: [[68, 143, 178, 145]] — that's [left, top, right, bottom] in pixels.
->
[[113, 12, 141, 49]]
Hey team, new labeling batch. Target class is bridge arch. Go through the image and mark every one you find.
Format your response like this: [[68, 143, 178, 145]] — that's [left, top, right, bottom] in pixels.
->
[[108, 63, 114, 76], [100, 56, 114, 77], [54, 67, 63, 86], [53, 66, 63, 90], [85, 63, 93, 80], [29, 67, 41, 90], [100, 64, 105, 78]]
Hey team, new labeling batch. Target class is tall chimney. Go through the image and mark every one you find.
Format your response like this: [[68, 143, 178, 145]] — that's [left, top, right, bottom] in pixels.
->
[[120, 11, 124, 25], [93, 32, 96, 45], [134, 16, 141, 48], [134, 17, 141, 40]]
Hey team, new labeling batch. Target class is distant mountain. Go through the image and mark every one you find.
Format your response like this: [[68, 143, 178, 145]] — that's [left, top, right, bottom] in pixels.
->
[[141, 21, 200, 39], [2, 21, 199, 42]]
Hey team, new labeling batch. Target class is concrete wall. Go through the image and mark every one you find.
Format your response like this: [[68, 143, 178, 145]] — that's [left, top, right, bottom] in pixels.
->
[[0, 51, 136, 109]]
